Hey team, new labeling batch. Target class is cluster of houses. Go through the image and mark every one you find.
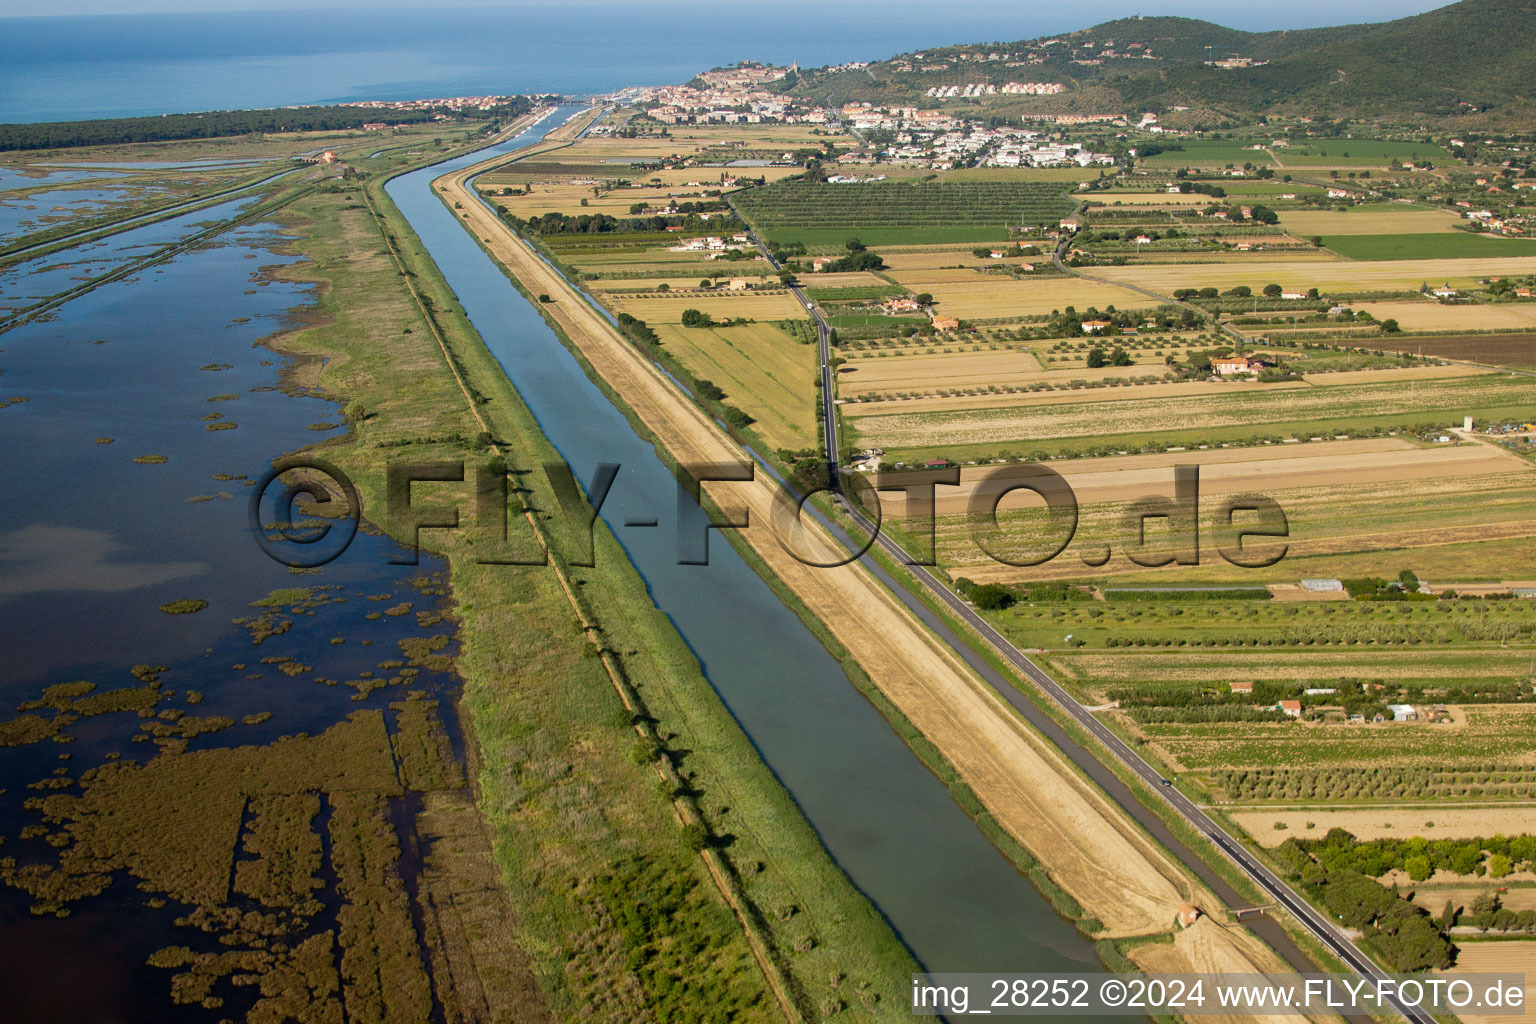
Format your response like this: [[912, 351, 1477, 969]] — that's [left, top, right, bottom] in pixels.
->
[[627, 66, 829, 127], [922, 81, 1065, 99], [336, 95, 518, 112], [667, 233, 753, 256], [832, 107, 1114, 169], [1228, 681, 1453, 724], [1457, 204, 1528, 236]]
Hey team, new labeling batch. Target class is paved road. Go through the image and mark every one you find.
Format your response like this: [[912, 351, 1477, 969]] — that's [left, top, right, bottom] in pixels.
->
[[728, 196, 1428, 1023]]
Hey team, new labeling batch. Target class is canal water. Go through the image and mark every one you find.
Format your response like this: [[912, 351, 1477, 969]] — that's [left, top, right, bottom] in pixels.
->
[[387, 107, 1105, 977]]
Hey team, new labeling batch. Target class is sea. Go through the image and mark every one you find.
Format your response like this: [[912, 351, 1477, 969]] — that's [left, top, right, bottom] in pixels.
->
[[0, 1, 1441, 124]]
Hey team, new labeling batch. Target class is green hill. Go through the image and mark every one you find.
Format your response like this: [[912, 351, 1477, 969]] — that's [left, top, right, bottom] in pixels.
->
[[790, 0, 1536, 121]]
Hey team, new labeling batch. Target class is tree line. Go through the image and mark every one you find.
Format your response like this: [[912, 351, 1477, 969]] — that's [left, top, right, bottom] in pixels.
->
[[0, 98, 535, 151]]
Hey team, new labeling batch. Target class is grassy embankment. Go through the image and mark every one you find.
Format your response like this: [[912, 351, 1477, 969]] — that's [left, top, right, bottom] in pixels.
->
[[261, 141, 916, 1020]]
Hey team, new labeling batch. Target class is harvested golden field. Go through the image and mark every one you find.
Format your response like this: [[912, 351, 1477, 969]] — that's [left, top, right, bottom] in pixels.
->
[[651, 321, 816, 450], [1350, 301, 1536, 332], [1095, 256, 1536, 294], [841, 348, 1183, 398], [1279, 209, 1461, 236], [805, 270, 892, 289], [884, 273, 1157, 319], [1411, 887, 1536, 913], [591, 276, 777, 295], [1234, 807, 1536, 845], [845, 377, 1310, 416], [949, 466, 1536, 585], [1443, 942, 1536, 1024], [1130, 920, 1333, 1024], [1134, 249, 1341, 265], [880, 437, 1525, 516], [601, 289, 808, 322], [880, 249, 1043, 271], [1301, 363, 1492, 385], [1089, 191, 1210, 206], [855, 375, 1536, 450]]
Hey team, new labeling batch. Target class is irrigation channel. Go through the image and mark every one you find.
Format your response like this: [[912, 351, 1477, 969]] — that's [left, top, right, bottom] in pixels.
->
[[388, 105, 1113, 984]]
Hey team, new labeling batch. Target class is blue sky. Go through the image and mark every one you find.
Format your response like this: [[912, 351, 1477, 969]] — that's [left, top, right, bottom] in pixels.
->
[[0, 0, 1454, 26]]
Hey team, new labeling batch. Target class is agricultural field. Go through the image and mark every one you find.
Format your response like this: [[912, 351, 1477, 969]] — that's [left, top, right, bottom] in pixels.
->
[[1235, 808, 1536, 844], [1349, 300, 1536, 332], [1273, 140, 1451, 166], [1393, 334, 1536, 370], [1092, 256, 1536, 294], [938, 166, 1103, 183], [1109, 689, 1535, 774], [647, 320, 817, 450], [851, 371, 1534, 452], [1141, 142, 1278, 168], [1279, 207, 1460, 237], [878, 246, 1049, 271], [922, 451, 1536, 586], [1443, 943, 1536, 1024], [1086, 191, 1212, 207], [730, 179, 1077, 247], [881, 271, 1156, 319], [1325, 233, 1536, 261], [599, 288, 807, 323]]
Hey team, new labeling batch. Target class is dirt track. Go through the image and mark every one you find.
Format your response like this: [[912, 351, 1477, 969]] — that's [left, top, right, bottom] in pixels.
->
[[437, 148, 1220, 939]]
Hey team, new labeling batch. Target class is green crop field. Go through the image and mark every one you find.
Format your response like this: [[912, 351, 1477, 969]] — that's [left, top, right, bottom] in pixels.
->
[[1278, 140, 1451, 165], [731, 180, 1076, 246], [1142, 141, 1276, 167], [1324, 232, 1536, 260]]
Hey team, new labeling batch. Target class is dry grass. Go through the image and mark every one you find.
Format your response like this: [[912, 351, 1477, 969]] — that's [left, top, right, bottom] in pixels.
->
[[1095, 256, 1536, 294], [852, 375, 1536, 450], [885, 273, 1156, 319], [1443, 943, 1536, 1024], [1130, 920, 1333, 1024], [880, 438, 1525, 516], [1233, 807, 1536, 845], [880, 248, 1046, 271], [845, 377, 1310, 416], [1300, 363, 1492, 385], [601, 289, 807, 322], [1411, 887, 1536, 913], [1279, 209, 1461, 236], [1089, 191, 1212, 207], [1351, 301, 1536, 332], [651, 321, 816, 450]]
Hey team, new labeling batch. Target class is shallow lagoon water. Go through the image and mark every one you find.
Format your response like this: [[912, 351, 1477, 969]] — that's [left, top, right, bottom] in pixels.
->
[[0, 184, 166, 242], [0, 193, 263, 314], [0, 167, 131, 192], [0, 196, 466, 1023]]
